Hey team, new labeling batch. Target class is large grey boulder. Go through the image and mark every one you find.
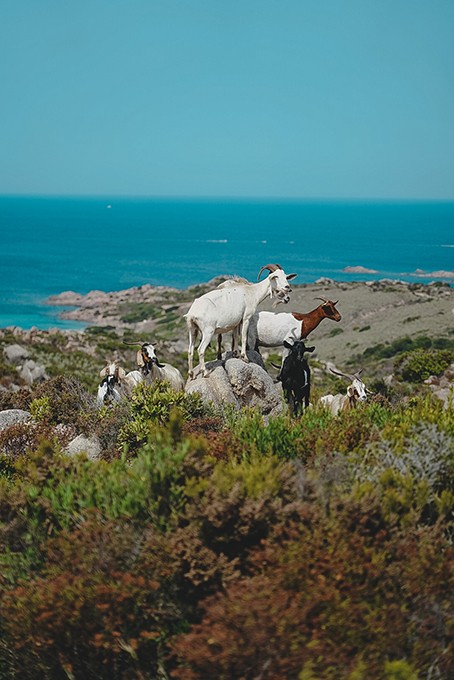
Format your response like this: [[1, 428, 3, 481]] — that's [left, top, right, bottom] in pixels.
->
[[18, 359, 48, 386], [66, 434, 102, 460], [3, 344, 30, 365], [0, 409, 31, 431], [185, 360, 240, 407], [186, 350, 283, 415]]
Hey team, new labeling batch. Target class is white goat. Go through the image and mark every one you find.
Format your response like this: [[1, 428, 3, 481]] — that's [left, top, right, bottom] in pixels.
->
[[124, 341, 185, 391], [319, 368, 369, 416], [185, 264, 296, 378]]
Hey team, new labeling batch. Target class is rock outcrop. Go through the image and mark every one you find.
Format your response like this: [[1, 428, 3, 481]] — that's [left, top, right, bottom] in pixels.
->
[[0, 409, 31, 431], [186, 351, 283, 415], [66, 434, 102, 460]]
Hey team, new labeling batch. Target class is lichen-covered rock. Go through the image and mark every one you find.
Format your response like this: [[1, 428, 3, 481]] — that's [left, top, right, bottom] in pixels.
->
[[185, 351, 282, 415], [224, 355, 282, 415], [3, 344, 30, 365], [66, 434, 102, 460], [0, 409, 31, 430], [19, 360, 48, 386], [185, 360, 239, 407]]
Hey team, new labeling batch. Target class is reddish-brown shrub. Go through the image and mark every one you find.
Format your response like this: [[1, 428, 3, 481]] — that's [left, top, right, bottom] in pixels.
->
[[0, 514, 181, 679], [0, 421, 73, 462], [170, 500, 454, 680]]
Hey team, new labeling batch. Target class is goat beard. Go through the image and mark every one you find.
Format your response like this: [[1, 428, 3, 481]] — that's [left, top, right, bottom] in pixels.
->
[[273, 297, 289, 307]]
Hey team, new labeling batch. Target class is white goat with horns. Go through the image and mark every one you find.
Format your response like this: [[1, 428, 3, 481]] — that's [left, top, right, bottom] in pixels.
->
[[123, 341, 185, 392], [319, 367, 371, 416], [185, 263, 297, 378]]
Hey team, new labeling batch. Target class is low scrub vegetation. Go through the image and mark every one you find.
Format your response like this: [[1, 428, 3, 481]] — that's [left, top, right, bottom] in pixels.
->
[[0, 368, 452, 679]]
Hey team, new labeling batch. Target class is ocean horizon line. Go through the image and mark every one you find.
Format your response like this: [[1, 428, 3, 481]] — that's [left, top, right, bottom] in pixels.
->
[[1, 193, 454, 204]]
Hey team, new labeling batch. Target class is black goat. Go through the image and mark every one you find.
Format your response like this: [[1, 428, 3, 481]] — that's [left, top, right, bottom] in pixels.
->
[[276, 339, 315, 416]]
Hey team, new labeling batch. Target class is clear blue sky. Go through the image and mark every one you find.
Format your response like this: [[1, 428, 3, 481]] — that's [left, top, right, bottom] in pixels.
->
[[1, 0, 453, 198]]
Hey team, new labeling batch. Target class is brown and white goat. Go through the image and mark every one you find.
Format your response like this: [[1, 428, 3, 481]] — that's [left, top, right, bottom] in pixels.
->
[[247, 298, 341, 353], [319, 368, 370, 416], [217, 298, 341, 360]]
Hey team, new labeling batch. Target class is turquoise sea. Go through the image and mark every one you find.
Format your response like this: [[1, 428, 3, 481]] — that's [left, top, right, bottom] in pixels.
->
[[1, 196, 453, 330]]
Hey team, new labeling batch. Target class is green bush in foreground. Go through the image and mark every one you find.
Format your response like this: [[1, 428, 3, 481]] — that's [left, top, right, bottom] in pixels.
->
[[117, 381, 211, 451]]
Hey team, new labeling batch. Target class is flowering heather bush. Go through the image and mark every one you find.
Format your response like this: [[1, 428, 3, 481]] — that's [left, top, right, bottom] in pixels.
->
[[0, 515, 182, 680]]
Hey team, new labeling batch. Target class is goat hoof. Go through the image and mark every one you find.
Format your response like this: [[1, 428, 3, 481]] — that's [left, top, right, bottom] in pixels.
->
[[241, 354, 249, 363]]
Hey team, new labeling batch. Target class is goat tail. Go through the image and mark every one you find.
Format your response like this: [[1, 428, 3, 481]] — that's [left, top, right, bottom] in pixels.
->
[[186, 316, 199, 340]]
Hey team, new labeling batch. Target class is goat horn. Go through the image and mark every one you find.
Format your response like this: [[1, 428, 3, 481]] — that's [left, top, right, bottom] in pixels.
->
[[123, 340, 145, 346], [315, 297, 338, 305], [329, 367, 354, 380], [257, 263, 282, 281]]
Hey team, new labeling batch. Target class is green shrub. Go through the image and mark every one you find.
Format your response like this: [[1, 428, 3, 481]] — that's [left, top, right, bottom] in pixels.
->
[[26, 376, 98, 431], [117, 381, 210, 451], [364, 336, 454, 361], [394, 348, 453, 383], [351, 423, 454, 529]]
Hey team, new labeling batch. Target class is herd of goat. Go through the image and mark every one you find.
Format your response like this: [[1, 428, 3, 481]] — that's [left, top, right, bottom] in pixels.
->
[[98, 263, 371, 416]]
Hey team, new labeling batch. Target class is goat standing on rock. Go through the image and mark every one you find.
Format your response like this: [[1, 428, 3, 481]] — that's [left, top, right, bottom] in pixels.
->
[[275, 339, 315, 416], [185, 264, 296, 379]]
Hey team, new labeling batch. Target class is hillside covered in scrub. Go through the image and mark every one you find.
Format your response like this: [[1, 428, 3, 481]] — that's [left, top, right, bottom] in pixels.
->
[[0, 279, 453, 679]]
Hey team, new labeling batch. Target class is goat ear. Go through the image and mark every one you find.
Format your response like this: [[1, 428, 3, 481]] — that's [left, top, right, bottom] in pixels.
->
[[347, 385, 354, 397], [306, 346, 316, 353], [100, 366, 108, 378], [283, 340, 293, 349], [156, 361, 166, 368], [286, 273, 297, 281], [118, 367, 126, 379], [136, 350, 145, 367]]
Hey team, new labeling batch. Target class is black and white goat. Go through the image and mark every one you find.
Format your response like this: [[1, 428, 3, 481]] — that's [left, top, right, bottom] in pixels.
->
[[97, 362, 132, 406], [275, 339, 315, 416], [124, 341, 185, 391]]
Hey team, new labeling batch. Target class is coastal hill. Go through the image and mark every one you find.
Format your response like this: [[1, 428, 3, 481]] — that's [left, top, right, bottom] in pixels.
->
[[45, 277, 454, 368]]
